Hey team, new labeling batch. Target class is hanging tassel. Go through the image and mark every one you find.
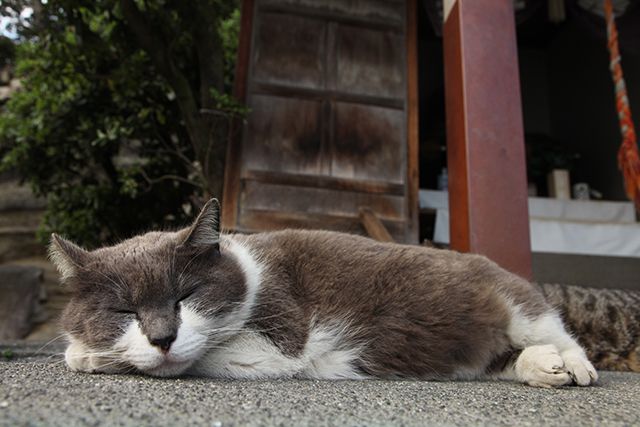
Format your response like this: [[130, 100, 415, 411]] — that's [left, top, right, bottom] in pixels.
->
[[604, 0, 640, 211]]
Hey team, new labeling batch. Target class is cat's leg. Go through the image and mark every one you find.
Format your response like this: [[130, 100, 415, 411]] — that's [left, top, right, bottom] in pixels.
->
[[65, 336, 128, 374], [189, 331, 307, 379], [504, 308, 598, 387]]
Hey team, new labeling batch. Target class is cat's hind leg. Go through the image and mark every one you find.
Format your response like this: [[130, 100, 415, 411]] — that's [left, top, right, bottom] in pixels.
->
[[503, 307, 598, 387]]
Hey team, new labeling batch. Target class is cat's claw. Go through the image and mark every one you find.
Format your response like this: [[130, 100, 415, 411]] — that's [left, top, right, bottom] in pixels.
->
[[561, 348, 598, 386]]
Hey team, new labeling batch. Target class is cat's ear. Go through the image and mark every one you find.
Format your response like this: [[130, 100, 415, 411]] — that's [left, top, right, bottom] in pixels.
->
[[180, 198, 221, 250], [48, 234, 90, 280]]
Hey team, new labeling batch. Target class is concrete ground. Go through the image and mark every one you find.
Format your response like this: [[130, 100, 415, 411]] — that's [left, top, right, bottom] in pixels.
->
[[1, 342, 639, 427]]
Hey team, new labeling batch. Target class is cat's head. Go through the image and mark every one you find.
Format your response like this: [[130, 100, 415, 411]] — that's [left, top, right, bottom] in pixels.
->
[[50, 199, 254, 377]]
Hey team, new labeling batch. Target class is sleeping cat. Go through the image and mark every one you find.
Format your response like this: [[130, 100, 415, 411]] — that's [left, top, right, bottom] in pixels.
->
[[50, 198, 598, 387]]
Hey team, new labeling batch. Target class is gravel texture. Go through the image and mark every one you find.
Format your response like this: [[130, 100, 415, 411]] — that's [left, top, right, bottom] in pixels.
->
[[1, 342, 639, 427]]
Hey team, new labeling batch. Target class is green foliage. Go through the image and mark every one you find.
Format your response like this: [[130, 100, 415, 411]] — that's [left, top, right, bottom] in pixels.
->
[[0, 0, 239, 247], [219, 8, 240, 89]]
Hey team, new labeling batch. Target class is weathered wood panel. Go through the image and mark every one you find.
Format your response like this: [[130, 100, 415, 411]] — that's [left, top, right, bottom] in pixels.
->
[[253, 13, 326, 89], [242, 94, 327, 176], [223, 0, 419, 243], [332, 102, 404, 183], [334, 25, 404, 99]]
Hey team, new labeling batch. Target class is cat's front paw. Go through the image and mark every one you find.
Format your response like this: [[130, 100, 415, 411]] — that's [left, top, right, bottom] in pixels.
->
[[514, 344, 572, 388], [65, 341, 96, 373], [65, 339, 125, 374], [561, 348, 598, 386]]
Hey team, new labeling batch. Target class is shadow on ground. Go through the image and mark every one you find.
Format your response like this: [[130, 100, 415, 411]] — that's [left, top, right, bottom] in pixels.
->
[[1, 341, 639, 427]]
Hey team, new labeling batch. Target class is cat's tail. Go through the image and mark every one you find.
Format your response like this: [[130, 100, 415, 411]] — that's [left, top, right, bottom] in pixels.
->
[[538, 283, 640, 372]]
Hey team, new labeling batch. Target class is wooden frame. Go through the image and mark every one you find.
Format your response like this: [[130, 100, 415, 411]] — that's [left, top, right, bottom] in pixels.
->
[[406, 0, 420, 244], [222, 0, 255, 230]]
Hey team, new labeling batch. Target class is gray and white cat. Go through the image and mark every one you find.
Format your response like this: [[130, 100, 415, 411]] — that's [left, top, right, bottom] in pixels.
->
[[50, 199, 597, 387]]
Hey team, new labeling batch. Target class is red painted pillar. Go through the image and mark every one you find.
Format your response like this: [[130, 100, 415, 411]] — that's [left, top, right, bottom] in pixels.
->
[[443, 0, 532, 279]]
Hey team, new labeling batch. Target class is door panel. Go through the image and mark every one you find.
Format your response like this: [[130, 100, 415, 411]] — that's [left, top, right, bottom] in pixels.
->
[[223, 0, 418, 243]]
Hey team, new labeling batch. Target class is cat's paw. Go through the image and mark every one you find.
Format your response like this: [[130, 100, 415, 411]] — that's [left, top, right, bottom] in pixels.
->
[[65, 341, 96, 373], [65, 340, 125, 374], [514, 344, 572, 388], [561, 348, 598, 386]]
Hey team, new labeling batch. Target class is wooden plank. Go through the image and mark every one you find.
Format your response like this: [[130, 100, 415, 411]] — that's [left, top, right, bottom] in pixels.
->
[[443, 0, 532, 279], [359, 207, 395, 242], [242, 181, 406, 220], [259, 0, 405, 31], [405, 0, 419, 244], [238, 208, 407, 238], [242, 170, 406, 195], [221, 0, 255, 230], [251, 82, 405, 110]]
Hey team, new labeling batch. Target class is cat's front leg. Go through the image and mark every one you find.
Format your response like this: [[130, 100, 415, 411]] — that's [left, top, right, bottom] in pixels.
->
[[189, 332, 306, 379], [65, 336, 128, 374], [505, 310, 598, 387], [500, 344, 597, 388]]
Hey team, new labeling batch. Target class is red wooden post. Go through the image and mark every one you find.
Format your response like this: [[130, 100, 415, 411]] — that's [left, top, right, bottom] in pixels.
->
[[443, 0, 532, 279]]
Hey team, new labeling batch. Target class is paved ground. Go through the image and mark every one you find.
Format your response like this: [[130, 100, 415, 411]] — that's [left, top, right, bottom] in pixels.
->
[[1, 342, 639, 427]]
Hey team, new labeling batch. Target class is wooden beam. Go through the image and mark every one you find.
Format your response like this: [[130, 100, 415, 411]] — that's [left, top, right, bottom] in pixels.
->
[[221, 0, 254, 231], [359, 207, 395, 242], [443, 0, 532, 279], [242, 170, 405, 196]]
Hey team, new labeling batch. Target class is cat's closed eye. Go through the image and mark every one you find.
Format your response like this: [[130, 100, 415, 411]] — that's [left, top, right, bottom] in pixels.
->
[[175, 291, 195, 310], [114, 309, 138, 319]]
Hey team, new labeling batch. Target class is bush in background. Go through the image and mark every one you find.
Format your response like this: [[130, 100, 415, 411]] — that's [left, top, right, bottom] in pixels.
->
[[0, 0, 240, 247]]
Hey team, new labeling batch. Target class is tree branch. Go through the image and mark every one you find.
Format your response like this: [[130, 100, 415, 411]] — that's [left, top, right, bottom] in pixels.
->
[[172, 0, 225, 109]]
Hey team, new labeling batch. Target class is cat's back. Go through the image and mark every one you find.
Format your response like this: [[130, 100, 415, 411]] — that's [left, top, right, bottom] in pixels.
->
[[235, 229, 538, 319], [240, 229, 516, 288]]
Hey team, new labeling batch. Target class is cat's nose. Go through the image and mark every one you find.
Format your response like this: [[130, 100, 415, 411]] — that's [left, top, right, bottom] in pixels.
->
[[148, 334, 177, 352]]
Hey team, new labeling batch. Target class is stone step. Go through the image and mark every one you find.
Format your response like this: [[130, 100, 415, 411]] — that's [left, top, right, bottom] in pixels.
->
[[0, 210, 43, 229], [0, 227, 45, 263], [0, 265, 44, 340], [0, 180, 45, 212], [3, 257, 67, 342]]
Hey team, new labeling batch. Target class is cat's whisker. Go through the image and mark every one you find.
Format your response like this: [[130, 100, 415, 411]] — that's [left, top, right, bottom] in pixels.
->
[[33, 333, 70, 353]]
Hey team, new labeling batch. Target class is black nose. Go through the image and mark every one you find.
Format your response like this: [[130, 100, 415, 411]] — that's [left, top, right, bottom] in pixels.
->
[[148, 334, 177, 352]]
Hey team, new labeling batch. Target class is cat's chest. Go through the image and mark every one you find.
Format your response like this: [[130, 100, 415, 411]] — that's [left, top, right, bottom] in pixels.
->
[[188, 327, 365, 380]]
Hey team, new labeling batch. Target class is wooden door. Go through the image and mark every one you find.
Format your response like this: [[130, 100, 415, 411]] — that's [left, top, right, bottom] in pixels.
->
[[223, 0, 418, 243]]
